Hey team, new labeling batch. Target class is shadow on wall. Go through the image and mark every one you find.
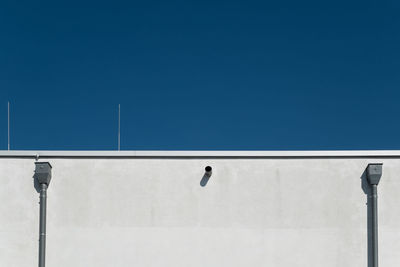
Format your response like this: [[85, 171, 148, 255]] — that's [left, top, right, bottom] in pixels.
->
[[200, 174, 210, 187], [360, 168, 373, 267], [33, 172, 41, 193]]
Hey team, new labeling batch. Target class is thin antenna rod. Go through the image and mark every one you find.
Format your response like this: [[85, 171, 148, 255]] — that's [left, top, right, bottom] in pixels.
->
[[7, 102, 10, 151], [118, 104, 120, 151]]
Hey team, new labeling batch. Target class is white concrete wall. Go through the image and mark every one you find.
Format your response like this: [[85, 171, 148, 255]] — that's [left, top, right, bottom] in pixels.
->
[[0, 157, 399, 266]]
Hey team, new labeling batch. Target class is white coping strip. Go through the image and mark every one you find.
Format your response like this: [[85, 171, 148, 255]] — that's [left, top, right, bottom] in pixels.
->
[[0, 150, 399, 158]]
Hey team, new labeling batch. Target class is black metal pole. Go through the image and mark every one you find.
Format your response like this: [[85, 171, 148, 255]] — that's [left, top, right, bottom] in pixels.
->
[[39, 183, 47, 267], [366, 163, 382, 267], [34, 162, 52, 267], [371, 184, 378, 267]]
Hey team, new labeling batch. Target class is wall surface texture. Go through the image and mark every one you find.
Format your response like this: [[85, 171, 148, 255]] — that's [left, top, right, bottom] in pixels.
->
[[0, 156, 399, 267]]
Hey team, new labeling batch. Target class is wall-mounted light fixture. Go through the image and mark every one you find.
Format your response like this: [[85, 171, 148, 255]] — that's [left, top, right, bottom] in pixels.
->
[[34, 162, 52, 267], [366, 163, 383, 267]]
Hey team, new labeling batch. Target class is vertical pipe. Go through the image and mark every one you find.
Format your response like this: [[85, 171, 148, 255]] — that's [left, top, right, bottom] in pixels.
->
[[118, 104, 120, 151], [7, 101, 10, 150], [39, 183, 47, 267], [371, 184, 378, 267]]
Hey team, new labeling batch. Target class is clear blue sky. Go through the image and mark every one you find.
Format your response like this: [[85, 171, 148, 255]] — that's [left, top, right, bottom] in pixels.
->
[[0, 0, 399, 150]]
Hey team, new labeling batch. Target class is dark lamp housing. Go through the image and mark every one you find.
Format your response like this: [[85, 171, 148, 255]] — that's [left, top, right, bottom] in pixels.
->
[[367, 163, 383, 185], [34, 162, 52, 186]]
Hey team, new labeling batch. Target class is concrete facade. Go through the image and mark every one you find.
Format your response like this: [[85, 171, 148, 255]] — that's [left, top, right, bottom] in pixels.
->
[[0, 151, 399, 266]]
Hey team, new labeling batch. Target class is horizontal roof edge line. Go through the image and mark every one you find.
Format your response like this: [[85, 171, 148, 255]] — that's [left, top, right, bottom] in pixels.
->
[[0, 150, 400, 158]]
